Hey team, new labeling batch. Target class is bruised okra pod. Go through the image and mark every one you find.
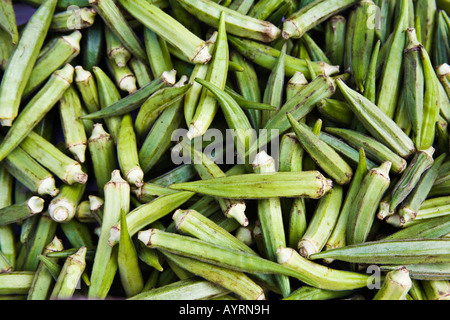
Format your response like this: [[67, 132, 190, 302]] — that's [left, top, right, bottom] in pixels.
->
[[27, 236, 64, 300], [87, 124, 118, 196], [335, 78, 416, 159], [0, 196, 45, 226], [310, 238, 450, 264], [389, 147, 435, 214], [117, 0, 211, 64], [50, 7, 96, 32], [90, 0, 147, 63], [50, 247, 87, 300], [187, 12, 228, 140], [48, 178, 86, 223], [346, 161, 391, 245], [23, 31, 82, 97], [373, 267, 412, 300], [118, 114, 144, 188], [298, 185, 343, 258], [282, 0, 358, 39], [0, 64, 74, 162], [288, 114, 353, 185], [108, 191, 196, 247], [59, 85, 88, 164], [252, 152, 290, 297], [19, 131, 88, 185], [89, 171, 130, 299], [0, 0, 58, 126], [1, 146, 59, 197]]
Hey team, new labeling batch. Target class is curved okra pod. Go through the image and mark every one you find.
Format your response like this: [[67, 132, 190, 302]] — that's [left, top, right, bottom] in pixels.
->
[[1, 146, 59, 197], [0, 196, 45, 226], [90, 0, 147, 63], [298, 185, 343, 258], [118, 114, 144, 188], [325, 127, 407, 174], [187, 12, 228, 140], [108, 191, 196, 247], [87, 124, 118, 196], [0, 63, 74, 162], [117, 0, 211, 64], [50, 247, 87, 300], [89, 171, 130, 299], [389, 147, 435, 215], [397, 153, 446, 223], [373, 267, 412, 300], [335, 78, 416, 159], [135, 76, 191, 139], [346, 161, 391, 245], [282, 0, 358, 39], [310, 238, 450, 264], [59, 84, 88, 163], [252, 152, 290, 297], [224, 86, 277, 111], [48, 178, 86, 223], [0, 0, 58, 127], [169, 170, 333, 199], [81, 69, 176, 120], [19, 131, 88, 185], [176, 0, 280, 42], [228, 35, 340, 79], [163, 252, 265, 300], [50, 7, 96, 32], [23, 31, 82, 97], [288, 114, 353, 185]]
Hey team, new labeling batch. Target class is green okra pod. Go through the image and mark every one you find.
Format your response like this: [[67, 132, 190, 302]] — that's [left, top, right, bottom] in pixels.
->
[[298, 185, 343, 258], [389, 147, 435, 214], [81, 69, 176, 120], [170, 170, 333, 199], [284, 285, 354, 300], [415, 0, 437, 54], [48, 178, 86, 223], [346, 161, 391, 245], [224, 86, 277, 111], [0, 0, 18, 45], [50, 7, 96, 32], [59, 84, 88, 164], [0, 27, 13, 71], [0, 0, 58, 127], [144, 28, 173, 78], [81, 17, 104, 71], [129, 57, 153, 89], [325, 15, 346, 67], [335, 78, 416, 159], [117, 0, 211, 64], [23, 31, 82, 97], [324, 127, 407, 174], [373, 267, 412, 300], [90, 0, 147, 63], [0, 63, 74, 162], [422, 280, 450, 300], [380, 263, 450, 281], [75, 66, 100, 114], [176, 0, 280, 42], [317, 99, 353, 126], [228, 35, 340, 79], [0, 272, 35, 295], [288, 114, 353, 185], [89, 170, 129, 299], [50, 247, 87, 300], [384, 214, 450, 241], [282, 0, 358, 39], [187, 12, 228, 140], [106, 58, 138, 95], [1, 146, 59, 197], [0, 196, 45, 226], [60, 219, 95, 249], [118, 114, 144, 188], [286, 71, 308, 101], [108, 191, 196, 246], [311, 238, 450, 264]]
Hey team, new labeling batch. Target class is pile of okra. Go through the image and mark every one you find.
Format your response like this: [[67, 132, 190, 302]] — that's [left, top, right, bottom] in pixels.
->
[[0, 0, 450, 301]]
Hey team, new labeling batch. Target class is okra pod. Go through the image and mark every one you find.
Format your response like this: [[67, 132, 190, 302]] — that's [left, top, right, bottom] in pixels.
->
[[0, 0, 18, 45], [81, 17, 104, 71], [373, 267, 412, 300], [380, 263, 450, 281], [0, 0, 58, 126], [415, 0, 437, 54], [0, 27, 13, 71], [89, 170, 129, 299], [422, 280, 450, 300], [50, 247, 87, 300], [282, 0, 358, 39], [60, 219, 94, 249], [0, 196, 45, 226], [284, 285, 354, 300], [311, 238, 450, 264], [385, 214, 450, 241], [0, 64, 74, 162], [325, 15, 346, 67], [106, 58, 138, 95], [48, 178, 86, 223], [144, 28, 173, 78], [75, 66, 100, 113], [117, 0, 211, 64], [0, 272, 35, 295], [50, 7, 96, 32], [129, 57, 153, 89], [317, 99, 353, 126], [335, 78, 416, 159]]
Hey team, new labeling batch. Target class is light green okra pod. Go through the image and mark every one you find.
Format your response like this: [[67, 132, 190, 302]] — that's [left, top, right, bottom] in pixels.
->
[[373, 267, 412, 300], [50, 7, 96, 32]]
